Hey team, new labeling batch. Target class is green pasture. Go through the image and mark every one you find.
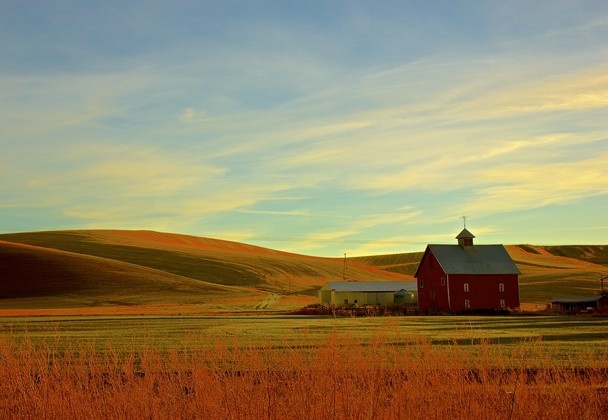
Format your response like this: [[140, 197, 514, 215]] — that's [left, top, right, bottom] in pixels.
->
[[1, 315, 607, 367]]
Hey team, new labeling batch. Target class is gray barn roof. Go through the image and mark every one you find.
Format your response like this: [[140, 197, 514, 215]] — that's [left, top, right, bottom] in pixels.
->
[[322, 281, 417, 293], [427, 244, 520, 275]]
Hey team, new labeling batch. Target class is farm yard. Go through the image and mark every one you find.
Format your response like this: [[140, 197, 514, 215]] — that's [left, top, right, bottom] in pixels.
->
[[1, 315, 607, 418]]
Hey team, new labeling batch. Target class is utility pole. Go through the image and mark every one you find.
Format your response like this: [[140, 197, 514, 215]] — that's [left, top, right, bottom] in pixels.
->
[[601, 275, 607, 295]]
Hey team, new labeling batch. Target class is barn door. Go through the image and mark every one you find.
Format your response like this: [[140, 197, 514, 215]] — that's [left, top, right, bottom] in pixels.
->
[[429, 289, 437, 310]]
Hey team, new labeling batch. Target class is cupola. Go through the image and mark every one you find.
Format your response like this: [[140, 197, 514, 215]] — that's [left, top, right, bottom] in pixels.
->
[[456, 228, 475, 246]]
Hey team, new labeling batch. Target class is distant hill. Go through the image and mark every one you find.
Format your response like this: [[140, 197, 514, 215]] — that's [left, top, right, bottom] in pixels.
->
[[0, 230, 409, 309], [0, 230, 606, 310], [0, 240, 239, 309]]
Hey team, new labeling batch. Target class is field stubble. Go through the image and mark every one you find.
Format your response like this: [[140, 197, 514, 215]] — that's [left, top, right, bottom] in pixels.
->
[[1, 316, 608, 418]]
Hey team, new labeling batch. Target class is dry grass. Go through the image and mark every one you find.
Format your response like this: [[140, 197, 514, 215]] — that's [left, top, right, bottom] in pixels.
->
[[1, 332, 606, 419]]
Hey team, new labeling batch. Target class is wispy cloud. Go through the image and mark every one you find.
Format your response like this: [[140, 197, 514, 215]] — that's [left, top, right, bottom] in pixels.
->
[[179, 108, 206, 123], [1, 1, 607, 254]]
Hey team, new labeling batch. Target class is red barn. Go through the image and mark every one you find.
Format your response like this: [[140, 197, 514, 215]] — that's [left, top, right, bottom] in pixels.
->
[[414, 228, 520, 313]]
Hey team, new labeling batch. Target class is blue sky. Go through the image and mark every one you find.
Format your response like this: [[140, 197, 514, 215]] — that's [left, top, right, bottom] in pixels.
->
[[1, 1, 607, 256]]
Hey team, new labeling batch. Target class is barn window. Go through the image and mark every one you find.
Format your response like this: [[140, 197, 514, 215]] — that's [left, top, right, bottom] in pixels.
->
[[499, 283, 505, 292], [441, 277, 446, 286], [500, 299, 506, 308], [419, 279, 424, 288], [464, 283, 469, 293], [464, 300, 470, 309]]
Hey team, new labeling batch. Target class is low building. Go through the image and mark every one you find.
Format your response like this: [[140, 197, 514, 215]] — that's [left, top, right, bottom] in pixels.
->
[[550, 295, 608, 314], [318, 281, 417, 307]]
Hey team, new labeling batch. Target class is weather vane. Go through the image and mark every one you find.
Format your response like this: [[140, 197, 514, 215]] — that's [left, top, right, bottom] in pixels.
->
[[461, 215, 467, 229]]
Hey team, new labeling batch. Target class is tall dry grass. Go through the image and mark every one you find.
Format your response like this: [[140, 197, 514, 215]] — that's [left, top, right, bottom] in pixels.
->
[[0, 333, 606, 419]]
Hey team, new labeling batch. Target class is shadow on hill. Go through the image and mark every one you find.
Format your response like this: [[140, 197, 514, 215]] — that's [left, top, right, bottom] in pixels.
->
[[0, 244, 83, 298], [0, 232, 263, 287], [544, 245, 608, 267]]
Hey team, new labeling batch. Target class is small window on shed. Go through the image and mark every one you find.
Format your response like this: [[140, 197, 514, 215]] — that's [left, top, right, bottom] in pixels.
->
[[464, 283, 469, 293], [499, 283, 505, 292], [464, 300, 470, 309]]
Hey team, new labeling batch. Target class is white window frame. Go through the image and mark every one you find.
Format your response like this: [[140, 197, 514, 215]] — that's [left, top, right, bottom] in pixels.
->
[[499, 283, 505, 292], [500, 299, 506, 308], [464, 283, 469, 293], [464, 299, 470, 309]]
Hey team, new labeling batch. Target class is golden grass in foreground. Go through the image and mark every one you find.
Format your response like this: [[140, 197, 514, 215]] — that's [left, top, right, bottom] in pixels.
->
[[1, 334, 607, 419]]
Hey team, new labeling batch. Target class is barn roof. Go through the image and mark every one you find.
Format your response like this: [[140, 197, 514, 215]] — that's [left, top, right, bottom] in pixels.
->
[[424, 244, 520, 275], [322, 281, 417, 293]]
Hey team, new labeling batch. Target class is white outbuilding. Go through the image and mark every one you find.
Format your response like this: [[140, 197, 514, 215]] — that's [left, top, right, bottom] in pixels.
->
[[318, 281, 417, 307]]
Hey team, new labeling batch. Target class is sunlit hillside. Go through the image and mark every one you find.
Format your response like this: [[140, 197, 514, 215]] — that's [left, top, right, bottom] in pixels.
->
[[0, 240, 242, 310], [0, 230, 409, 311], [0, 230, 606, 312]]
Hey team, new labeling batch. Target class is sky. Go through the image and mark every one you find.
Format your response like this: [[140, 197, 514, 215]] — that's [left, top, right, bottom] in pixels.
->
[[1, 0, 607, 257]]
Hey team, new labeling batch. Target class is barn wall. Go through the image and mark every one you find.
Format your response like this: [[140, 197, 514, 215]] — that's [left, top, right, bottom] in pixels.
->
[[416, 249, 450, 311], [449, 274, 520, 312]]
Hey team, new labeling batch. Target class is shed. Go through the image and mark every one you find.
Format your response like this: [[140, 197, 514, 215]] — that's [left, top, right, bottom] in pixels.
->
[[414, 228, 520, 313], [318, 281, 417, 307], [550, 295, 608, 314]]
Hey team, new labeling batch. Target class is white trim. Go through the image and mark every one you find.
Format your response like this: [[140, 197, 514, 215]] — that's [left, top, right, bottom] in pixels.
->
[[446, 274, 451, 311]]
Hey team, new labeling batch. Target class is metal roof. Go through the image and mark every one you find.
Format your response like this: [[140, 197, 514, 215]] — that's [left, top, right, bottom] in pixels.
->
[[427, 244, 520, 275], [322, 281, 417, 293], [551, 296, 607, 304]]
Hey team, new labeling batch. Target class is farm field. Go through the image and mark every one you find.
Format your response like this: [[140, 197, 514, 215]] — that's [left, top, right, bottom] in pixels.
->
[[1, 315, 608, 361], [1, 315, 607, 418]]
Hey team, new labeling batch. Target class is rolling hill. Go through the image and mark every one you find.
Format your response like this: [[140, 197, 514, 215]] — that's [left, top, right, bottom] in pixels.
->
[[0, 230, 409, 310], [0, 240, 244, 310], [0, 230, 606, 312]]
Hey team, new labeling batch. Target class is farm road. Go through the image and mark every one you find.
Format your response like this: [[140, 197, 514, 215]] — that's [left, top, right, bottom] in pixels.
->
[[254, 293, 279, 310]]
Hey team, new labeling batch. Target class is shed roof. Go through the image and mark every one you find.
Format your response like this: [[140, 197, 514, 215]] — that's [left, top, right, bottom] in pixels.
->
[[551, 296, 608, 304], [424, 244, 520, 275], [322, 281, 417, 293]]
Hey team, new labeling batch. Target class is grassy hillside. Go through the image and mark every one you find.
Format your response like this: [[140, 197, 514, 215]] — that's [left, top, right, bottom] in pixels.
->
[[0, 241, 242, 309], [507, 245, 608, 305], [351, 252, 424, 276], [0, 230, 410, 309], [1, 230, 606, 311]]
